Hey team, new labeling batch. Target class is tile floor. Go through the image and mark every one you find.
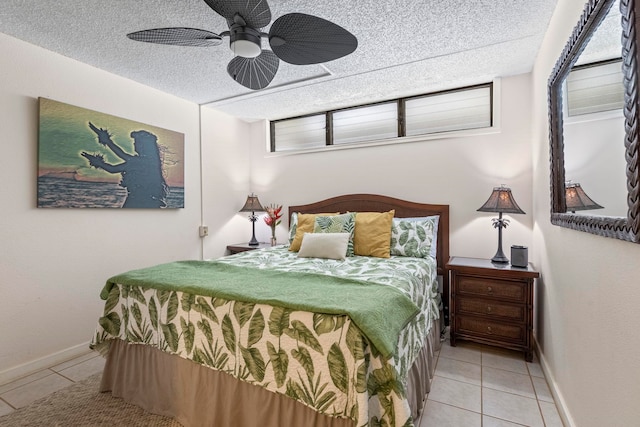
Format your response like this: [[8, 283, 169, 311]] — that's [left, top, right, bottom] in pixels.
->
[[0, 350, 105, 417], [420, 337, 564, 426], [0, 340, 564, 426]]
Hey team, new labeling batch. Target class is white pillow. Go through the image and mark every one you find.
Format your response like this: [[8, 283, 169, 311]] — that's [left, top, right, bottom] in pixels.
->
[[297, 233, 350, 260]]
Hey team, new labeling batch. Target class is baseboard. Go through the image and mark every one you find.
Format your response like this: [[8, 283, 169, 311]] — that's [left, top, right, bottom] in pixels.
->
[[534, 337, 576, 427], [0, 341, 93, 386]]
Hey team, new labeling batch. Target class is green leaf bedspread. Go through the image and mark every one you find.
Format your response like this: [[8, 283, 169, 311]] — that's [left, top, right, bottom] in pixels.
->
[[90, 246, 440, 427], [100, 260, 418, 358]]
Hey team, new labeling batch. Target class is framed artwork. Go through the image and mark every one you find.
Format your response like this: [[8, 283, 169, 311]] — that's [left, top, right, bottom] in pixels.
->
[[37, 98, 185, 208]]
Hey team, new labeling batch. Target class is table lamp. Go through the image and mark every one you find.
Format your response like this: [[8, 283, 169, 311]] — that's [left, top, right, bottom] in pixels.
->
[[239, 193, 265, 246], [477, 185, 525, 263]]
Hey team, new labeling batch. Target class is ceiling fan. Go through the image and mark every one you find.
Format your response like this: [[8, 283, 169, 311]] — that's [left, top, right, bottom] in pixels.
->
[[126, 0, 358, 90]]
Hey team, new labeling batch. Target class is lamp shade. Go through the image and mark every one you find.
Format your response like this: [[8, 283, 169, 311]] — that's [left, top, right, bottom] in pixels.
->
[[239, 194, 265, 213], [565, 182, 603, 212], [477, 186, 525, 214]]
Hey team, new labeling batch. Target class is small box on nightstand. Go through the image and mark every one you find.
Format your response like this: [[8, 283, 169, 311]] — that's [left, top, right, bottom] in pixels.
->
[[510, 245, 528, 268]]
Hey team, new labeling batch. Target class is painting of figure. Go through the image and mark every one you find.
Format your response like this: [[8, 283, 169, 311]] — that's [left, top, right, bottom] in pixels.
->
[[37, 98, 185, 208]]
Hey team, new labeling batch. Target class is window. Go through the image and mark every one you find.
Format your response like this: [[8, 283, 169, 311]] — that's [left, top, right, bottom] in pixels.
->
[[271, 114, 325, 152], [332, 102, 398, 145], [566, 59, 624, 117], [270, 83, 493, 153], [405, 86, 491, 136]]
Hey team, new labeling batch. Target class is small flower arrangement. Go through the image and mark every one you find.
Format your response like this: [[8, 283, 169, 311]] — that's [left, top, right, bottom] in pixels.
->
[[264, 204, 283, 240]]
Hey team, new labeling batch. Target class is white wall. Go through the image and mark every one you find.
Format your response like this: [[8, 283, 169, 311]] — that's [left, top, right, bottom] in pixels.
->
[[0, 33, 204, 383], [531, 1, 640, 425], [247, 74, 535, 260], [200, 107, 254, 260]]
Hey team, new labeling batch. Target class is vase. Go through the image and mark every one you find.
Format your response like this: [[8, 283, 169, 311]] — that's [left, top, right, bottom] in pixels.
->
[[270, 237, 277, 246]]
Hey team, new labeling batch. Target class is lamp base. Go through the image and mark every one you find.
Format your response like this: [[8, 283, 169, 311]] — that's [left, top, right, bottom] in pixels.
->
[[491, 244, 509, 263], [491, 253, 509, 264], [491, 213, 509, 263], [248, 213, 259, 246]]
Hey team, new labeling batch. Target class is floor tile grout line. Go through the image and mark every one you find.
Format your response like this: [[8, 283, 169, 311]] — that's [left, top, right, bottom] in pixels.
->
[[482, 345, 550, 426], [2, 371, 72, 396], [530, 369, 549, 426], [0, 353, 99, 394], [0, 368, 59, 394], [430, 352, 533, 427], [525, 350, 553, 426], [49, 353, 100, 374], [428, 335, 561, 426], [480, 349, 483, 426], [0, 395, 17, 410], [440, 351, 539, 374], [431, 400, 483, 415], [0, 356, 104, 417], [55, 371, 79, 384], [482, 383, 541, 401]]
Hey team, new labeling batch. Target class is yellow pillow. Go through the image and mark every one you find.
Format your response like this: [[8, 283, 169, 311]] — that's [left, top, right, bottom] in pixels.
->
[[353, 210, 395, 258], [289, 213, 339, 252]]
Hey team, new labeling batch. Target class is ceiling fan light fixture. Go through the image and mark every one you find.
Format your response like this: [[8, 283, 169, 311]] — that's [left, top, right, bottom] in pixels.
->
[[229, 25, 262, 58], [230, 39, 261, 57]]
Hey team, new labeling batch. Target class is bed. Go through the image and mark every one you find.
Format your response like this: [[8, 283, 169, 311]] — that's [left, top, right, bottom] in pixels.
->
[[90, 193, 450, 427]]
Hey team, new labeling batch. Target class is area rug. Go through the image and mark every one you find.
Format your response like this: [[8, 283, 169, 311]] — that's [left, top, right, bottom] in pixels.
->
[[0, 373, 182, 426]]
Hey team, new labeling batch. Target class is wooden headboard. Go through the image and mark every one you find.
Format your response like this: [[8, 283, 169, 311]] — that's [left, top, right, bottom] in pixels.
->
[[289, 194, 450, 324]]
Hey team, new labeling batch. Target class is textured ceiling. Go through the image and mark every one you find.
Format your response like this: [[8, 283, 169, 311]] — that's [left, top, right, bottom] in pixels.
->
[[576, 0, 621, 66], [1, 0, 562, 122]]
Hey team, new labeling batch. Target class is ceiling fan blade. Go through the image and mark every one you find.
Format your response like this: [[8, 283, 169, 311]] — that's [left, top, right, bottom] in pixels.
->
[[227, 50, 279, 90], [268, 13, 358, 65], [202, 0, 271, 29], [127, 28, 222, 47]]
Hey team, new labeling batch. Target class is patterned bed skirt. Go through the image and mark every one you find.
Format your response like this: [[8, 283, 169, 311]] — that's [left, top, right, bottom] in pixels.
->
[[98, 318, 442, 427]]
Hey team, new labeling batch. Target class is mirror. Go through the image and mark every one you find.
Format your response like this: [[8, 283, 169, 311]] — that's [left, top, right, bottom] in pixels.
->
[[548, 0, 640, 242], [564, 2, 626, 217]]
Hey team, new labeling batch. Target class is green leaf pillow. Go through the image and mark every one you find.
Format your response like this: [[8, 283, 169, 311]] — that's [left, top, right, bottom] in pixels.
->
[[313, 213, 356, 256], [390, 216, 439, 258], [288, 212, 298, 244]]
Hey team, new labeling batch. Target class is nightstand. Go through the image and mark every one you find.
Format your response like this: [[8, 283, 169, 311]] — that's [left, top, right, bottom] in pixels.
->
[[226, 242, 272, 255], [446, 256, 540, 362]]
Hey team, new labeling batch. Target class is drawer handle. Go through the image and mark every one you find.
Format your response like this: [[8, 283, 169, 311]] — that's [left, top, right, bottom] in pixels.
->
[[487, 326, 492, 334], [487, 306, 492, 313], [487, 286, 493, 294]]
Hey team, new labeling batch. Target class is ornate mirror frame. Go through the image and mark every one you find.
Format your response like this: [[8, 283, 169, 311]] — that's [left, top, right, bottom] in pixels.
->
[[548, 0, 640, 242]]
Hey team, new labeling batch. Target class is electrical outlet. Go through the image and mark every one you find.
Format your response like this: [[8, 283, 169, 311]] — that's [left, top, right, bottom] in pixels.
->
[[199, 225, 209, 237]]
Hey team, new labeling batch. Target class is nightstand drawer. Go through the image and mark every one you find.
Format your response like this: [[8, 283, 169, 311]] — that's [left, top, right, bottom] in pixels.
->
[[456, 316, 526, 343], [456, 297, 525, 322], [457, 276, 525, 302]]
